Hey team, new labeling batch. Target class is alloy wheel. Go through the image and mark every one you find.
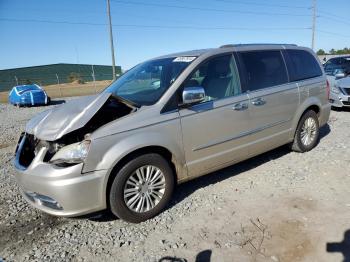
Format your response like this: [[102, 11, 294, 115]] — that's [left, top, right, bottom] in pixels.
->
[[123, 165, 166, 213], [300, 117, 317, 146]]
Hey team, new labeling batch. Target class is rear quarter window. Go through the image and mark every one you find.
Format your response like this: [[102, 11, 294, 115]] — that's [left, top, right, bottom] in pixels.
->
[[286, 49, 322, 81]]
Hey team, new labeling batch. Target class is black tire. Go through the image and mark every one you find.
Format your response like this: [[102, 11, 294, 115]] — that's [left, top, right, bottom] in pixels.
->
[[109, 153, 175, 223], [291, 110, 320, 153], [47, 97, 51, 105]]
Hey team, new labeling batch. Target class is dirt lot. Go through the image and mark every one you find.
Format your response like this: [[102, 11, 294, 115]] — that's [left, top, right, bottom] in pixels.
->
[[0, 80, 111, 103], [0, 101, 349, 262]]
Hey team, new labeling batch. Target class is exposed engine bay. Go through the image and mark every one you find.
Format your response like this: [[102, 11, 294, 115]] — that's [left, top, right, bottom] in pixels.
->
[[17, 95, 136, 167]]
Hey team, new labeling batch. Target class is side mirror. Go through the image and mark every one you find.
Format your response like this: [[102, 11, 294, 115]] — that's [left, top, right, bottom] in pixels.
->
[[182, 86, 205, 105], [335, 73, 345, 79]]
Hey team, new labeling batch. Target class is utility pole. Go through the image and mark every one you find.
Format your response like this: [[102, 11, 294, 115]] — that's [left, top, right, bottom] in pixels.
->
[[107, 0, 116, 80], [311, 0, 317, 50], [91, 64, 97, 93]]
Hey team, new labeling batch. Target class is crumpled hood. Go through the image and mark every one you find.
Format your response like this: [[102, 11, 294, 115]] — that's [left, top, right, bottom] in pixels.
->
[[26, 93, 111, 141], [338, 76, 350, 88]]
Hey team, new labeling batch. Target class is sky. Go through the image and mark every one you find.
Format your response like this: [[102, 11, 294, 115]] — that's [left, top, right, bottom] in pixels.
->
[[0, 0, 349, 70]]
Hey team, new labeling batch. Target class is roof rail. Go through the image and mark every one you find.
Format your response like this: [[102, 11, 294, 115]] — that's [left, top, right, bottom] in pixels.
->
[[220, 44, 235, 48], [220, 43, 298, 48]]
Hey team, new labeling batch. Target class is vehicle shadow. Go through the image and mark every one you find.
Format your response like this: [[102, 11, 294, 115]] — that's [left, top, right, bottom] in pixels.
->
[[326, 229, 350, 262], [167, 123, 331, 210], [319, 123, 331, 141], [49, 99, 66, 105], [87, 124, 330, 222], [158, 249, 212, 262]]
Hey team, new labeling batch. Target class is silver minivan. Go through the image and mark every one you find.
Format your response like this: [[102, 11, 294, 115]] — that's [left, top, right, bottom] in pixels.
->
[[14, 44, 331, 223]]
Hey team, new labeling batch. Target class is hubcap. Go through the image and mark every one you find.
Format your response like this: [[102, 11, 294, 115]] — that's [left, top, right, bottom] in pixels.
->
[[123, 165, 166, 213], [300, 117, 317, 146]]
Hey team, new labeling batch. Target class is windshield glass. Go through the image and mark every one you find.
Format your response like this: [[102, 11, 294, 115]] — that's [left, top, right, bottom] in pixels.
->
[[324, 57, 350, 75], [16, 85, 40, 94], [104, 56, 196, 106]]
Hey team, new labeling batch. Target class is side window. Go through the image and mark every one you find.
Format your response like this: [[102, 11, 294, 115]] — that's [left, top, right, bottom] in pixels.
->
[[239, 50, 288, 91], [182, 54, 241, 102], [286, 49, 322, 81]]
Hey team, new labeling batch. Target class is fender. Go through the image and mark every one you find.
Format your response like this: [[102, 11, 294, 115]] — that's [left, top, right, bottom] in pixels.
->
[[83, 129, 187, 188]]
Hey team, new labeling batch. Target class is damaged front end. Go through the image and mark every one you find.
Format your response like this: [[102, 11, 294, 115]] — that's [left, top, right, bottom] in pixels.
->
[[15, 93, 137, 169]]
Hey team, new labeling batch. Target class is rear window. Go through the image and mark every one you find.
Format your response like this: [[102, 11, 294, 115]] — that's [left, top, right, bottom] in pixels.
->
[[239, 50, 288, 91], [286, 49, 322, 81]]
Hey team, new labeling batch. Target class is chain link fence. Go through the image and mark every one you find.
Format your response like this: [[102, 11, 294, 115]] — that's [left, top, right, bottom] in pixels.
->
[[0, 64, 121, 93]]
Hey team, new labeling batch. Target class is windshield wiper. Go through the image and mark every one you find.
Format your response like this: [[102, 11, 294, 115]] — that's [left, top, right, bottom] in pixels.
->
[[110, 93, 140, 108]]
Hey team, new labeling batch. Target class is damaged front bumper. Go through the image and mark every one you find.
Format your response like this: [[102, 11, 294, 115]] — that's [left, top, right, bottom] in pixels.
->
[[13, 134, 107, 217], [329, 90, 350, 108]]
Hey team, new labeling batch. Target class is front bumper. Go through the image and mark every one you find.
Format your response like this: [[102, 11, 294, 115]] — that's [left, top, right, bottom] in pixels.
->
[[329, 91, 350, 108], [13, 135, 107, 217]]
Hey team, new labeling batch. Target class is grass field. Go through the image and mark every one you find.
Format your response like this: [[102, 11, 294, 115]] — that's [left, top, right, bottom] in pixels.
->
[[0, 80, 112, 103]]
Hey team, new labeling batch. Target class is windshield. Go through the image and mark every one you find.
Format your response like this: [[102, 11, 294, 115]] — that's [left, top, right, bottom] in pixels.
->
[[324, 57, 350, 75], [104, 56, 196, 106], [16, 85, 40, 94]]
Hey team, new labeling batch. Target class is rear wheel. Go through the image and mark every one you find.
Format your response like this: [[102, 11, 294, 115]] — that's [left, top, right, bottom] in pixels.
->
[[291, 110, 319, 153], [109, 153, 174, 223]]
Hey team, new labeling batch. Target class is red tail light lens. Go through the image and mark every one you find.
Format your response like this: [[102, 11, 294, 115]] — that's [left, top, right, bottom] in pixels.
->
[[326, 79, 330, 100]]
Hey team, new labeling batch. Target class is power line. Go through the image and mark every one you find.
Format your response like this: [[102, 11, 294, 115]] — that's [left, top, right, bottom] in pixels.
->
[[318, 15, 350, 26], [318, 10, 349, 21], [0, 18, 106, 26], [0, 18, 311, 31], [210, 0, 310, 9], [171, 0, 310, 9], [317, 30, 350, 38], [110, 0, 311, 17]]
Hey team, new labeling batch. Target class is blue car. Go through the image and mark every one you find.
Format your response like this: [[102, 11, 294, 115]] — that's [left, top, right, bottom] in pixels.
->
[[9, 84, 50, 106]]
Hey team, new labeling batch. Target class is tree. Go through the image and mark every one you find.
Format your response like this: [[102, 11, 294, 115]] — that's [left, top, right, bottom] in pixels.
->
[[317, 49, 326, 55], [329, 49, 336, 55]]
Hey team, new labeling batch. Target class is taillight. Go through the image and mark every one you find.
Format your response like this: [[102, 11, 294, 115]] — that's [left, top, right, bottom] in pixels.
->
[[326, 79, 330, 100]]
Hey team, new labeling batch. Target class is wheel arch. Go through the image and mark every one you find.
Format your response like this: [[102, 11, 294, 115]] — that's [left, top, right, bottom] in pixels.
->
[[291, 97, 322, 140], [105, 145, 179, 210]]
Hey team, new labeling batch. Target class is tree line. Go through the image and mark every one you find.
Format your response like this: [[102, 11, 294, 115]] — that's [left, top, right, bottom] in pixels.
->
[[317, 48, 350, 55]]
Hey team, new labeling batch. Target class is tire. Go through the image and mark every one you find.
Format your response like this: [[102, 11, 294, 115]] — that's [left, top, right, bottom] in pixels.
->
[[47, 97, 51, 105], [291, 110, 320, 153], [109, 153, 175, 223]]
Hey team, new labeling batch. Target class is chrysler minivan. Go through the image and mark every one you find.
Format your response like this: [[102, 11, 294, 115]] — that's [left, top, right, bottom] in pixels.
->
[[14, 44, 330, 223]]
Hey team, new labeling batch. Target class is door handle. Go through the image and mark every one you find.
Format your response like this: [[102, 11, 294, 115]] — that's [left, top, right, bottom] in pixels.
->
[[251, 98, 266, 106], [233, 103, 248, 111]]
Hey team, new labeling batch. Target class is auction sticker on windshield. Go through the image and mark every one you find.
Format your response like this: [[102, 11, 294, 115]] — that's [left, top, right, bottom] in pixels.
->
[[173, 56, 196, 62]]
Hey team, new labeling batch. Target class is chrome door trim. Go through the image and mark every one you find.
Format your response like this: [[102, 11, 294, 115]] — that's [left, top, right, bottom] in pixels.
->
[[192, 118, 292, 152], [180, 93, 250, 117]]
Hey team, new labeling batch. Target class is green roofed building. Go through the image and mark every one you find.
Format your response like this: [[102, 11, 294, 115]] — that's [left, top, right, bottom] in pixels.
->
[[0, 63, 122, 92]]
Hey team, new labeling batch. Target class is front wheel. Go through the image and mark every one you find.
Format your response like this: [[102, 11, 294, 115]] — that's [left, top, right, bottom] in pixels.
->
[[109, 153, 174, 223], [291, 110, 320, 153]]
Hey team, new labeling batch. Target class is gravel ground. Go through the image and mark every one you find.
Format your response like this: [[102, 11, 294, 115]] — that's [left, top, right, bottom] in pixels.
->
[[0, 100, 350, 262]]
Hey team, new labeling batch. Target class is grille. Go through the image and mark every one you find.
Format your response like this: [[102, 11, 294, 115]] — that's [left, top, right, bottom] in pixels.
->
[[342, 88, 350, 95], [342, 101, 350, 106]]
